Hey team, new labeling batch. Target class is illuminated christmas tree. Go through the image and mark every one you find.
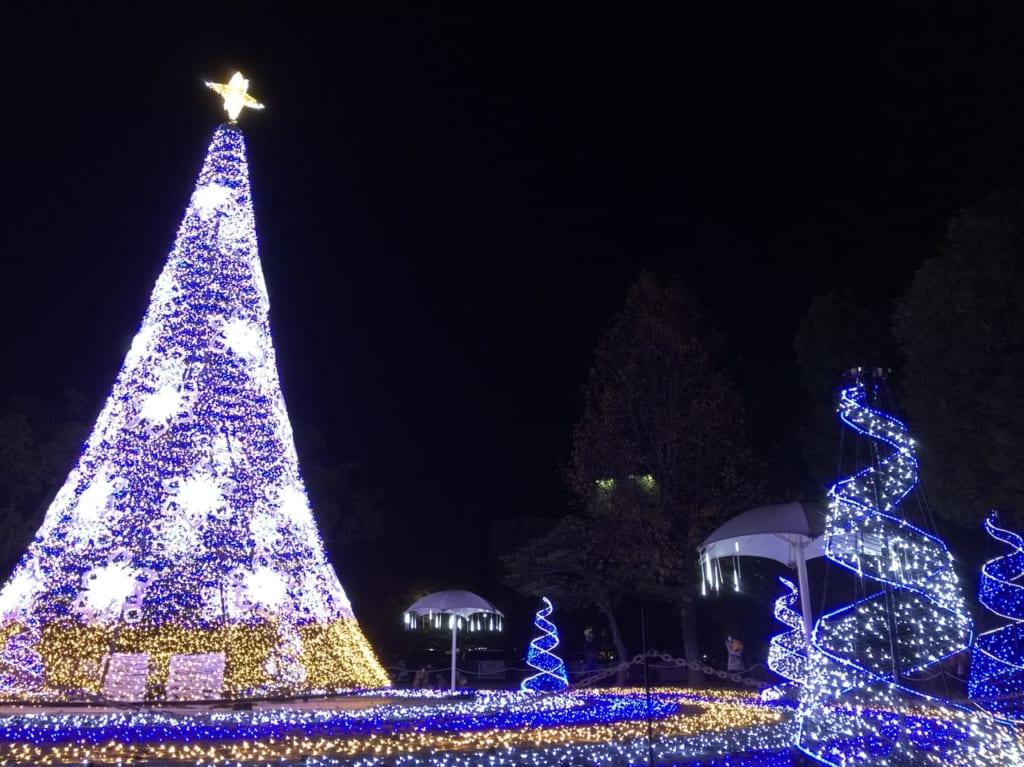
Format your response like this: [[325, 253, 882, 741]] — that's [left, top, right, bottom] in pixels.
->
[[761, 577, 808, 703], [521, 597, 568, 693], [796, 368, 1018, 766], [969, 512, 1024, 720], [0, 73, 389, 700]]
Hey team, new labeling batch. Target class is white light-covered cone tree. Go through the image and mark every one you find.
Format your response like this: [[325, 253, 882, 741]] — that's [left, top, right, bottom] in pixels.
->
[[797, 368, 1021, 766], [761, 577, 807, 703], [0, 89, 389, 699]]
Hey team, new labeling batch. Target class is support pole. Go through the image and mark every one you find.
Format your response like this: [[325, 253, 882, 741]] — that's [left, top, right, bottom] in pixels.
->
[[450, 615, 458, 690], [795, 542, 814, 645]]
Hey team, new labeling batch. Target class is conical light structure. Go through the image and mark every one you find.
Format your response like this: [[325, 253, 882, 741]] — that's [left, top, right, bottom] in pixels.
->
[[761, 577, 807, 703], [796, 369, 1020, 766], [520, 597, 568, 693], [0, 123, 389, 699], [969, 512, 1024, 720]]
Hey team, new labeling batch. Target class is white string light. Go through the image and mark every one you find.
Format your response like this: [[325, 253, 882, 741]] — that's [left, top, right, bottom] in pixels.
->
[[797, 370, 1021, 765], [0, 113, 388, 701]]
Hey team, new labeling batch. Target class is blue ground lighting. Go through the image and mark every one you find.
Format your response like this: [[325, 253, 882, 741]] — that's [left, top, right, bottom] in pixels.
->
[[0, 687, 1000, 766], [970, 512, 1024, 721]]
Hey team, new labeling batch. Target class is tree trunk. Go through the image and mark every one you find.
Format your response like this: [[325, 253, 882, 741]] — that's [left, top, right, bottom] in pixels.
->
[[597, 600, 629, 685], [680, 592, 705, 687]]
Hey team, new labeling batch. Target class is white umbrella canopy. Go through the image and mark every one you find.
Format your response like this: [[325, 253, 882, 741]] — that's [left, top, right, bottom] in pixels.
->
[[700, 502, 827, 566], [403, 590, 503, 690], [405, 590, 503, 619], [698, 502, 827, 642]]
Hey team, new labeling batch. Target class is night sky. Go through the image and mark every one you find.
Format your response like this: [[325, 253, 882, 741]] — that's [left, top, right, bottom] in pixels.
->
[[5, 7, 1024, 638]]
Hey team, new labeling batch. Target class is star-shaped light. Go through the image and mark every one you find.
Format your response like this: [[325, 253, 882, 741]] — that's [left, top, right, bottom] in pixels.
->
[[0, 567, 42, 621], [221, 316, 262, 360], [138, 384, 185, 424], [124, 323, 156, 368], [175, 473, 224, 520], [278, 485, 313, 528], [74, 473, 115, 526], [191, 183, 233, 220], [244, 567, 289, 609], [79, 561, 138, 619], [205, 71, 264, 121]]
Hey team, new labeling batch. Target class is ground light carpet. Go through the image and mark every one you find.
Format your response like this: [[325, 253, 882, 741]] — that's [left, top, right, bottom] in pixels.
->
[[0, 686, 1018, 766]]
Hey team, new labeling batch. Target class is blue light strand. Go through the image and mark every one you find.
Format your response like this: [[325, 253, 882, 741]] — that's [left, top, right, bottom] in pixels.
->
[[0, 688, 998, 767], [0, 692, 677, 747], [794, 371, 1017, 766], [520, 597, 569, 693], [969, 511, 1024, 720]]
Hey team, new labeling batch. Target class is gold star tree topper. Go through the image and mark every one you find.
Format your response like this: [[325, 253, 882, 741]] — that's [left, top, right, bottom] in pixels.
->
[[205, 71, 264, 121]]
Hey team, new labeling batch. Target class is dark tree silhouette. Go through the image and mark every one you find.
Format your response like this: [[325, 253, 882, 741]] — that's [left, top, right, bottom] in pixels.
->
[[502, 486, 680, 684], [567, 271, 761, 680], [293, 423, 384, 551], [0, 392, 89, 578], [895, 192, 1024, 528], [793, 289, 896, 498]]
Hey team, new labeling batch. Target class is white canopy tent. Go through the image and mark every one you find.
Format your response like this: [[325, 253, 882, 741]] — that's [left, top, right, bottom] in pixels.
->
[[698, 502, 826, 642], [404, 590, 503, 690]]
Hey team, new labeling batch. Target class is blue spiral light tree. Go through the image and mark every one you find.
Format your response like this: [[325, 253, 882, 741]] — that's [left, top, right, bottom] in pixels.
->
[[969, 512, 1024, 721], [521, 597, 569, 693], [762, 577, 808, 703], [796, 368, 1019, 766]]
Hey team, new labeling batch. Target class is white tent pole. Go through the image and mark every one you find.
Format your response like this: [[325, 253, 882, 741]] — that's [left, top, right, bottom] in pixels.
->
[[795, 542, 814, 645], [450, 616, 458, 690]]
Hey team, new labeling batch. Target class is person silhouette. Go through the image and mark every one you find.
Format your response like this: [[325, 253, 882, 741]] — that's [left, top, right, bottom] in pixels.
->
[[726, 635, 744, 672], [583, 626, 598, 672], [413, 663, 432, 688]]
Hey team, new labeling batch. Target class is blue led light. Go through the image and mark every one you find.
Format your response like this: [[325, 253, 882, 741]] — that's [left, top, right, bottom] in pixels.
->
[[0, 124, 388, 698], [795, 370, 995, 766], [0, 689, 1005, 766], [969, 512, 1024, 720], [0, 691, 677, 748], [761, 577, 807, 703], [520, 597, 569, 693]]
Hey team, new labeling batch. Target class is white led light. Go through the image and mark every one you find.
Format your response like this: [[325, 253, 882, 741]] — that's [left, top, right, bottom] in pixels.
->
[[797, 372, 1019, 765], [0, 116, 388, 699]]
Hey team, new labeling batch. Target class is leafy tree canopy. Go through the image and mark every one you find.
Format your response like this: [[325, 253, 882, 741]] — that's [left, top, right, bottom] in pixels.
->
[[505, 271, 761, 679], [895, 191, 1024, 527], [293, 423, 384, 550], [569, 270, 761, 549], [0, 391, 89, 577], [793, 289, 896, 497]]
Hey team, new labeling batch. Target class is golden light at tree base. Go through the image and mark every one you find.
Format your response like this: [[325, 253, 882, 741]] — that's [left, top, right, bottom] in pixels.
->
[[0, 618, 387, 699]]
